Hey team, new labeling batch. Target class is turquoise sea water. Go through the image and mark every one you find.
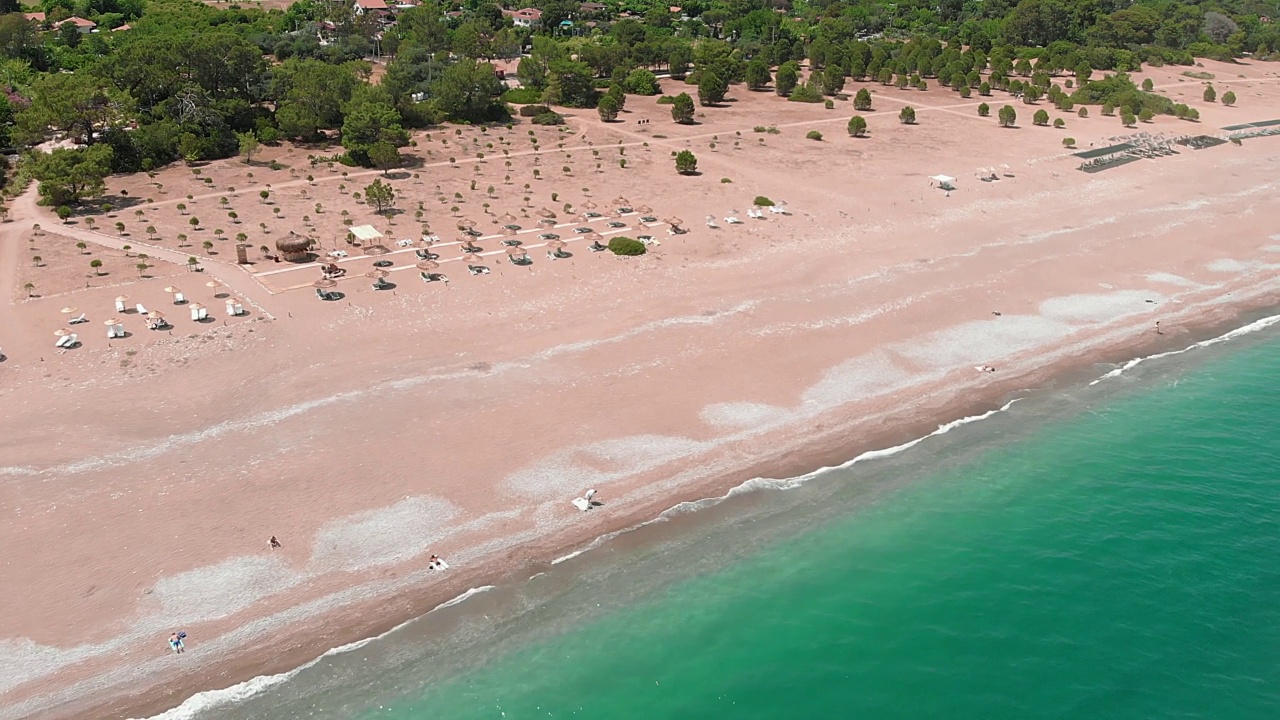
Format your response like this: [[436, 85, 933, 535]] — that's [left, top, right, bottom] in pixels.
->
[[193, 320, 1280, 720]]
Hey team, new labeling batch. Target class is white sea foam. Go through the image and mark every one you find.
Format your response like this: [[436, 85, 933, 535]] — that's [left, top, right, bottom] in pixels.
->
[[129, 586, 494, 720], [800, 352, 911, 409], [898, 316, 1068, 371], [699, 402, 793, 431], [1090, 312, 1280, 385], [1144, 273, 1204, 288], [153, 556, 302, 626], [505, 435, 710, 497], [1207, 258, 1259, 273]]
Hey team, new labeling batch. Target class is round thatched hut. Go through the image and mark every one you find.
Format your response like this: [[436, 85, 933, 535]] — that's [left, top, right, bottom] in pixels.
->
[[276, 232, 314, 263]]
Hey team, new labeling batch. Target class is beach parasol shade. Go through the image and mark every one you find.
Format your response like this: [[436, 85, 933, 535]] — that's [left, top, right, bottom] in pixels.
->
[[462, 253, 481, 263], [416, 260, 439, 271], [148, 310, 165, 319], [580, 200, 597, 211], [54, 328, 71, 336], [187, 302, 204, 311], [103, 318, 121, 325], [206, 280, 222, 289], [538, 217, 556, 226], [60, 306, 78, 314], [499, 213, 518, 224], [115, 295, 130, 302], [366, 269, 389, 279], [502, 225, 517, 236], [459, 218, 476, 229], [505, 245, 527, 256], [612, 196, 628, 206], [365, 245, 390, 255], [455, 232, 474, 244], [636, 205, 653, 214], [664, 216, 683, 227], [548, 239, 567, 249], [584, 231, 604, 243], [314, 278, 337, 289], [163, 286, 180, 294], [537, 207, 556, 218]]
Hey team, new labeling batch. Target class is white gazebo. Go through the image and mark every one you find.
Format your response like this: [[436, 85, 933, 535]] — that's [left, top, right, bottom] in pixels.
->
[[349, 225, 383, 243], [929, 174, 957, 190]]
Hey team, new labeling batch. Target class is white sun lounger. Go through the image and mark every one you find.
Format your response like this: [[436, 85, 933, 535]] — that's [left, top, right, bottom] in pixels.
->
[[136, 303, 149, 316], [768, 205, 787, 214], [68, 313, 87, 324], [225, 301, 243, 316], [115, 298, 127, 312], [107, 324, 124, 338], [395, 239, 414, 247], [55, 335, 72, 348], [724, 216, 742, 224], [190, 305, 208, 321], [173, 293, 186, 304]]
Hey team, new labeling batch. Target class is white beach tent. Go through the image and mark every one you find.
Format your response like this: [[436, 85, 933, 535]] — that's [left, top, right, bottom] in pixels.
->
[[929, 174, 957, 188], [349, 225, 383, 243]]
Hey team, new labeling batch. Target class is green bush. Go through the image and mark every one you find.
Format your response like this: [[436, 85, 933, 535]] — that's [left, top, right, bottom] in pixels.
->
[[518, 104, 551, 117], [978, 102, 990, 117], [502, 87, 543, 104], [806, 130, 823, 141], [1063, 137, 1076, 147], [608, 237, 646, 256], [532, 112, 565, 126], [656, 95, 676, 105], [753, 196, 774, 206], [787, 82, 824, 103], [1053, 118, 1065, 128]]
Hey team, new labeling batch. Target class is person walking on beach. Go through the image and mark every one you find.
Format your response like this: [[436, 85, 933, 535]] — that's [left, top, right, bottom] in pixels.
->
[[1155, 321, 1163, 335], [269, 535, 282, 550], [169, 632, 185, 654]]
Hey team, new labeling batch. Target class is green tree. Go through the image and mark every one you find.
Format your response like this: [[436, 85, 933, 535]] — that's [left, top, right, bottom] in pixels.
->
[[745, 59, 771, 91], [1222, 91, 1236, 106], [1121, 111, 1136, 127], [822, 65, 846, 95], [597, 93, 620, 122], [1033, 109, 1050, 125], [698, 70, 728, 106], [431, 58, 506, 121], [90, 258, 103, 275], [1138, 108, 1154, 123], [999, 104, 1017, 127], [364, 179, 396, 215], [15, 73, 133, 146], [899, 106, 916, 124], [368, 142, 402, 174], [978, 102, 991, 117], [775, 62, 799, 97], [1203, 85, 1216, 103], [1142, 78, 1154, 91], [26, 145, 114, 207], [853, 88, 873, 111], [675, 150, 698, 175], [237, 132, 259, 165], [847, 115, 868, 137], [625, 69, 660, 96], [669, 46, 692, 80], [544, 60, 599, 108], [671, 92, 695, 124], [341, 92, 409, 165]]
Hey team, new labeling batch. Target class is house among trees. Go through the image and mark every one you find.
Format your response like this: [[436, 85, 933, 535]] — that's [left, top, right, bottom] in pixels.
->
[[352, 0, 391, 18], [23, 12, 46, 23], [61, 17, 98, 33], [502, 8, 543, 28], [578, 2, 606, 13]]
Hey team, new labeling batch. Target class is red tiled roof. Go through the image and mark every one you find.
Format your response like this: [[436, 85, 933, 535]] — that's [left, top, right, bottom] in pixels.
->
[[356, 0, 389, 8], [63, 16, 97, 27], [24, 12, 46, 21]]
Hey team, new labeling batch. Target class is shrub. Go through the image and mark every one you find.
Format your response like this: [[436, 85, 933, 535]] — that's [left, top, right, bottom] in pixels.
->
[[675, 150, 697, 175], [720, 177, 732, 183], [1063, 137, 1076, 147], [519, 104, 551, 117], [999, 105, 1017, 127], [608, 237, 646, 256], [656, 95, 676, 104], [1053, 118, 1065, 128], [532, 112, 565, 125], [1078, 107, 1089, 118], [1139, 108, 1153, 122], [806, 130, 823, 141], [853, 88, 872, 111], [824, 99, 834, 109], [1033, 109, 1049, 126], [847, 115, 867, 137], [1222, 91, 1236, 106], [788, 82, 824, 103], [1101, 102, 1115, 116], [625, 69, 660, 96], [753, 125, 768, 132], [1121, 111, 1136, 127], [1203, 85, 1216, 103], [899, 106, 916, 124], [1141, 78, 1154, 91], [977, 102, 990, 117], [753, 196, 774, 206], [502, 87, 543, 104]]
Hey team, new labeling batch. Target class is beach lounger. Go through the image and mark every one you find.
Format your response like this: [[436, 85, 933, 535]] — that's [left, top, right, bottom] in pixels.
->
[[327, 250, 348, 259], [115, 298, 127, 312], [468, 265, 490, 276], [638, 235, 660, 246], [724, 216, 742, 224], [136, 303, 149, 316], [190, 305, 208, 321], [68, 313, 87, 324], [66, 333, 78, 348], [315, 288, 339, 301], [173, 293, 186, 304], [225, 301, 244, 316], [768, 205, 786, 214], [589, 241, 607, 252], [607, 221, 626, 229], [55, 334, 72, 348], [396, 239, 414, 247], [422, 235, 440, 243], [373, 278, 392, 290]]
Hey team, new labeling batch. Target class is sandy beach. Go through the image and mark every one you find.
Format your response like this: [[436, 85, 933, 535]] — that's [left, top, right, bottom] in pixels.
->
[[3, 59, 1280, 720]]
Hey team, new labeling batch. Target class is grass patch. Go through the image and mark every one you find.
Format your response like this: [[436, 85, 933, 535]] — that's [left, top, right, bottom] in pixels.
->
[[1181, 70, 1216, 80]]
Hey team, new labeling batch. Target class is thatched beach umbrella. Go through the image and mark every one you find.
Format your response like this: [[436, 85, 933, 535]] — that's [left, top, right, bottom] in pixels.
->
[[584, 231, 604, 244], [314, 277, 337, 289], [664, 216, 683, 228], [103, 318, 121, 326], [462, 253, 481, 263], [276, 232, 313, 262], [53, 328, 71, 337], [499, 213, 518, 224], [365, 244, 390, 255], [612, 196, 628, 206], [537, 207, 556, 219], [636, 204, 653, 214], [502, 225, 517, 237], [580, 200, 597, 211], [149, 310, 164, 320], [505, 245, 527, 258], [60, 306, 78, 315], [366, 269, 389, 280], [115, 294, 130, 303], [416, 260, 439, 271], [163, 286, 181, 295], [206, 280, 221, 290], [548, 239, 567, 250]]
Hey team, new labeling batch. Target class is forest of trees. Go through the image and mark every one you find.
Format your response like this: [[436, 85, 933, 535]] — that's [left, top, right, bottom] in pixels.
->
[[1, 0, 1276, 204]]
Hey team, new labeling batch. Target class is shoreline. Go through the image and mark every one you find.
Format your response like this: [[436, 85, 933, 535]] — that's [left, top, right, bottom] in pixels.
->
[[65, 289, 1280, 720]]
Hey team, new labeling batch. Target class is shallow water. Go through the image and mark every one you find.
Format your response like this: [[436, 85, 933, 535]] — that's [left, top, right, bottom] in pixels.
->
[[161, 319, 1280, 720]]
